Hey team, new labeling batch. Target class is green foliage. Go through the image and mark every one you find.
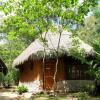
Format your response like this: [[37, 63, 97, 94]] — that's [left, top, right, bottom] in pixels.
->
[[69, 36, 87, 63], [10, 68, 20, 85], [0, 0, 98, 68], [0, 0, 98, 38], [77, 92, 89, 100], [83, 84, 95, 95], [17, 85, 28, 94], [3, 72, 14, 88], [88, 63, 100, 80], [0, 39, 27, 67], [0, 72, 4, 85], [76, 3, 100, 63], [2, 68, 19, 88], [73, 5, 100, 94], [91, 40, 100, 62]]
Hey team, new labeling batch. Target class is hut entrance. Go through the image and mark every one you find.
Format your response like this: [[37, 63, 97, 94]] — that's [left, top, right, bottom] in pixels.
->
[[44, 59, 56, 90]]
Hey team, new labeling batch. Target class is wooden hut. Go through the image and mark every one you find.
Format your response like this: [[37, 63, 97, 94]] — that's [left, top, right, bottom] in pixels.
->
[[13, 31, 95, 93], [0, 58, 7, 75]]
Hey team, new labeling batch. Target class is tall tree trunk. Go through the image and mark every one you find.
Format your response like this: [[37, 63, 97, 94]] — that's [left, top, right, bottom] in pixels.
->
[[8, 39, 12, 68], [53, 27, 62, 94], [43, 48, 46, 90], [53, 58, 58, 93], [42, 25, 48, 91]]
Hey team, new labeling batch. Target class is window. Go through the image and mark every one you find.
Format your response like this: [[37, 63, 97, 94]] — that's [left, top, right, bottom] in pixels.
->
[[65, 64, 92, 80]]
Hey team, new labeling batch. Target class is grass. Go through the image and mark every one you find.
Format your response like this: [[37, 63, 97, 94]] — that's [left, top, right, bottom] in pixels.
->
[[71, 92, 100, 100]]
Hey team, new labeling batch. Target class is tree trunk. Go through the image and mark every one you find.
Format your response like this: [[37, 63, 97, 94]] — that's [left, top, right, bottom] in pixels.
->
[[53, 27, 62, 94]]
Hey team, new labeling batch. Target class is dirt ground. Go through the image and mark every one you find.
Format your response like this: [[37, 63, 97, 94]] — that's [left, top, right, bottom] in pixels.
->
[[0, 88, 77, 100], [0, 88, 100, 100], [0, 92, 78, 100], [0, 88, 32, 100], [0, 91, 78, 100]]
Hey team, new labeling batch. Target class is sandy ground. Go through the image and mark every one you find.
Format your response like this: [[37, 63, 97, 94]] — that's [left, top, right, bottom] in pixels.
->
[[0, 88, 100, 100], [0, 88, 78, 100], [0, 92, 78, 100], [0, 92, 18, 100], [0, 88, 33, 100], [0, 92, 33, 100], [0, 91, 78, 100]]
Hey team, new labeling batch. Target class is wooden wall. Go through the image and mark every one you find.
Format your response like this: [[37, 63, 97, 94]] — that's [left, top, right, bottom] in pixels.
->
[[18, 56, 92, 92], [43, 58, 66, 90], [19, 58, 66, 91], [19, 60, 43, 82]]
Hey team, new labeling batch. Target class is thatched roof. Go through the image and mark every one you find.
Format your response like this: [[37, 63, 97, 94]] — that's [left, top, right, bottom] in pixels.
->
[[0, 58, 8, 75], [13, 30, 94, 67]]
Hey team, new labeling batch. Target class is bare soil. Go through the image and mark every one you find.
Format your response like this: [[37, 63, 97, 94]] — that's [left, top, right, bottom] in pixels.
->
[[0, 88, 100, 100]]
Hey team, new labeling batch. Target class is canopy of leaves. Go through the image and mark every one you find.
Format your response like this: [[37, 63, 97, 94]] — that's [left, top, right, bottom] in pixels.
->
[[0, 0, 98, 68], [0, 39, 27, 67], [0, 0, 98, 39], [76, 3, 100, 63]]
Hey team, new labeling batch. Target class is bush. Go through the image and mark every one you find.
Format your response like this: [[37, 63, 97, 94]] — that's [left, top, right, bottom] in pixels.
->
[[78, 92, 89, 100], [83, 84, 95, 95], [0, 72, 4, 86], [3, 68, 20, 88], [17, 85, 28, 94], [3, 72, 14, 88], [10, 68, 20, 85]]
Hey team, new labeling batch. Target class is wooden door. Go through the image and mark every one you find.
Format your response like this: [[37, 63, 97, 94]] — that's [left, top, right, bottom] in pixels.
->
[[44, 59, 56, 90]]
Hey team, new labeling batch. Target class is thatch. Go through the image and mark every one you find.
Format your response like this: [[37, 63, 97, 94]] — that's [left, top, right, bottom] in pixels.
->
[[0, 58, 8, 75], [13, 30, 94, 67]]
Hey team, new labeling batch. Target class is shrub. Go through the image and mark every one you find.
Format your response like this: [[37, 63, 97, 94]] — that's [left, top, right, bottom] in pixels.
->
[[10, 68, 20, 85], [0, 72, 4, 86], [78, 92, 89, 100], [17, 85, 28, 94], [83, 84, 95, 95], [3, 72, 14, 88]]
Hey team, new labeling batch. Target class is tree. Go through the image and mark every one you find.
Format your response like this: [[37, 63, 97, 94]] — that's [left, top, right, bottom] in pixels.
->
[[76, 3, 100, 63], [75, 4, 100, 94], [0, 0, 98, 93], [0, 0, 98, 39], [0, 39, 27, 67], [0, 0, 98, 63]]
